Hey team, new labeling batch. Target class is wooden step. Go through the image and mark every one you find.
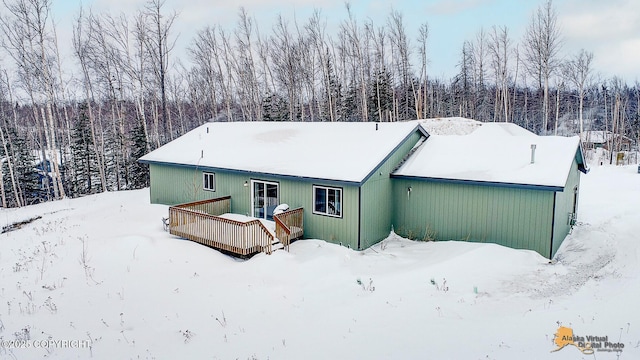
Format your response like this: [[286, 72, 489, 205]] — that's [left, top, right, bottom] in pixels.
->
[[263, 240, 284, 254]]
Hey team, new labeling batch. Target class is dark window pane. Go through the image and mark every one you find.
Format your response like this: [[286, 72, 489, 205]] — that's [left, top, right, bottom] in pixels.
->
[[265, 183, 279, 220], [328, 189, 336, 215], [327, 189, 341, 216], [315, 187, 326, 213], [334, 189, 341, 216], [203, 173, 215, 190]]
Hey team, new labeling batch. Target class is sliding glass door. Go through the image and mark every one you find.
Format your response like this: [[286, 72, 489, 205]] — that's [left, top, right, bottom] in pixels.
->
[[251, 180, 279, 220]]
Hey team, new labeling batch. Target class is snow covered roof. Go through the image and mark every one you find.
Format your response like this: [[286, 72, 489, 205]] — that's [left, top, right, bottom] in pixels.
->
[[419, 117, 481, 135], [394, 121, 586, 190], [139, 121, 425, 184]]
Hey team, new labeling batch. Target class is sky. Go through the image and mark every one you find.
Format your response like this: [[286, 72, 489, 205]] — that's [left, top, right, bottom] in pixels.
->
[[50, 0, 640, 82]]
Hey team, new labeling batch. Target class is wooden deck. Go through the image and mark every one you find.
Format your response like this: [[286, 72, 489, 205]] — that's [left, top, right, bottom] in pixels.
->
[[168, 197, 303, 256]]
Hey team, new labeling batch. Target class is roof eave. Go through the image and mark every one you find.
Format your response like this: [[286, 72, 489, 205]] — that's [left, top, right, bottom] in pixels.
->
[[389, 174, 564, 192], [141, 159, 362, 187], [576, 142, 590, 174], [359, 125, 429, 185]]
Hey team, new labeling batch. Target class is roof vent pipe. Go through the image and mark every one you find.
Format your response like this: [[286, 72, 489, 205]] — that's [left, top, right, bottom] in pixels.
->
[[376, 123, 378, 131], [530, 144, 537, 164]]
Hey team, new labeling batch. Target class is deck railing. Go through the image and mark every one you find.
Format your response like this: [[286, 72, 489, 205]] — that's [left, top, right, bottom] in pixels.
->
[[274, 208, 304, 251], [173, 196, 231, 216], [169, 197, 276, 255]]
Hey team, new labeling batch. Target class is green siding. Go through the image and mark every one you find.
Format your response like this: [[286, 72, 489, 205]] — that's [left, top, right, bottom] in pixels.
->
[[304, 185, 360, 249], [392, 179, 556, 257], [359, 131, 424, 249], [148, 163, 361, 248], [551, 159, 581, 257], [149, 163, 222, 205]]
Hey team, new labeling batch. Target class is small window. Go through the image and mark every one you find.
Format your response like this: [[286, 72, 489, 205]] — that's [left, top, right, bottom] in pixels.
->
[[313, 185, 342, 217], [203, 172, 215, 191]]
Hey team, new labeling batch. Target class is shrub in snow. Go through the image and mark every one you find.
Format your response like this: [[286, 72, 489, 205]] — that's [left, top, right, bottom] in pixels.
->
[[13, 326, 31, 341], [180, 329, 195, 343], [43, 296, 57, 314], [215, 311, 227, 327], [357, 278, 375, 292], [422, 224, 437, 242], [430, 278, 449, 292]]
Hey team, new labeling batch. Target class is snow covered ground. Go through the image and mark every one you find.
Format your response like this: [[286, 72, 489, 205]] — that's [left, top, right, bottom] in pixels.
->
[[0, 164, 639, 359]]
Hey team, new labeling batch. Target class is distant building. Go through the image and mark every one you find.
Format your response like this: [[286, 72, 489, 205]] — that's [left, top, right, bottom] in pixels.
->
[[31, 150, 63, 201], [580, 130, 632, 151]]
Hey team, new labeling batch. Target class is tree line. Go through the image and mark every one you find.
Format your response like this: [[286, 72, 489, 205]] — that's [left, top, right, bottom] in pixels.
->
[[0, 0, 638, 207]]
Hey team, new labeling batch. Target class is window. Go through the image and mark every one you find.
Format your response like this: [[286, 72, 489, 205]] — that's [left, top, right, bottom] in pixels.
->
[[313, 185, 342, 217], [203, 172, 215, 191]]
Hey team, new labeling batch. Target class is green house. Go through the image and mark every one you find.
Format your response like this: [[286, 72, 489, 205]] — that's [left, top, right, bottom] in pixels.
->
[[139, 121, 428, 251], [139, 119, 587, 258]]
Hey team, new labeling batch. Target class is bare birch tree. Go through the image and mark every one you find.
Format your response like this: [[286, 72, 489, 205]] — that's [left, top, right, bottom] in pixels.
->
[[488, 26, 511, 122], [72, 8, 108, 191], [270, 15, 305, 121], [472, 29, 488, 121], [140, 0, 177, 140], [562, 49, 593, 136], [235, 7, 261, 121], [388, 10, 413, 120], [339, 4, 368, 121], [416, 23, 429, 119], [0, 0, 65, 199], [523, 0, 562, 133]]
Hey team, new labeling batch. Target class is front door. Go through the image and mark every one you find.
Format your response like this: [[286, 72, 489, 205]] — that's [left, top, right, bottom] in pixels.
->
[[251, 180, 279, 220]]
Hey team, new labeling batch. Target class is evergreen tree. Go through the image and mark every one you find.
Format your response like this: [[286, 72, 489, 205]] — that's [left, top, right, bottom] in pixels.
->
[[3, 127, 39, 205], [322, 56, 343, 122], [342, 81, 359, 122], [261, 93, 288, 121], [102, 125, 121, 191], [129, 117, 150, 189], [116, 128, 130, 190], [368, 67, 393, 122], [70, 103, 100, 196], [328, 75, 343, 122]]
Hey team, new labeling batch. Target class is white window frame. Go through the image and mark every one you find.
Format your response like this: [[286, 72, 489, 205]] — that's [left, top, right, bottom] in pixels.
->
[[203, 172, 216, 191], [313, 185, 343, 218]]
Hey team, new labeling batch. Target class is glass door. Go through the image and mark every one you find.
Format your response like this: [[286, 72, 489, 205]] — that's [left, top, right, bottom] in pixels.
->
[[251, 180, 279, 220]]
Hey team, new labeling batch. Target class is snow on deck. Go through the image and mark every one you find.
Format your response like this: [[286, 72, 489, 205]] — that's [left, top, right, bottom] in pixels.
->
[[218, 213, 276, 235], [396, 121, 581, 188], [140, 121, 422, 183]]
